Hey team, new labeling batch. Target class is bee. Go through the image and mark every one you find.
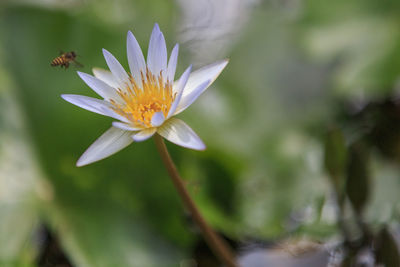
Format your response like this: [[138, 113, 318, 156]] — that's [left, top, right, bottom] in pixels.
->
[[51, 51, 83, 69]]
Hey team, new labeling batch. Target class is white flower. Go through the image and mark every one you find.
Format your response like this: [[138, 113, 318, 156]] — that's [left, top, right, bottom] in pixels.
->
[[62, 24, 228, 166]]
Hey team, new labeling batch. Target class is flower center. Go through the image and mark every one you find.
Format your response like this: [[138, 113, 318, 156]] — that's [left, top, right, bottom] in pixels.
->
[[111, 69, 175, 128]]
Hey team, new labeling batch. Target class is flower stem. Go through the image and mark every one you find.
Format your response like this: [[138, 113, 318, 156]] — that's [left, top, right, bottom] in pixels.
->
[[154, 134, 237, 267]]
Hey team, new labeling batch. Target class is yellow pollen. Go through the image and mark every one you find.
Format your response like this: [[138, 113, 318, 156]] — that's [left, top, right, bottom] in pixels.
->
[[110, 69, 175, 128]]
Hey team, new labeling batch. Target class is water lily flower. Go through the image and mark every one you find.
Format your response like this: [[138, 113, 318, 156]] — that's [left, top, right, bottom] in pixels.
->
[[62, 24, 228, 166]]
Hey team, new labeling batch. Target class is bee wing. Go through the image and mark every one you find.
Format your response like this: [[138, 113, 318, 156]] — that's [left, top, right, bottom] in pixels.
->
[[72, 60, 84, 68]]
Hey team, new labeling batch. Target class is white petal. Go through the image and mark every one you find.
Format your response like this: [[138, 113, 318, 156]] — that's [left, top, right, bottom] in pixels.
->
[[147, 24, 160, 74], [76, 127, 133, 167], [127, 31, 146, 87], [173, 79, 210, 115], [156, 32, 168, 74], [177, 59, 228, 100], [167, 65, 192, 118], [157, 118, 205, 150], [167, 44, 179, 82], [151, 111, 165, 127], [99, 107, 130, 123], [62, 94, 111, 116], [61, 94, 129, 123], [132, 128, 157, 142], [92, 68, 119, 88], [147, 24, 167, 76], [102, 49, 130, 89], [112, 121, 143, 131], [77, 71, 122, 102]]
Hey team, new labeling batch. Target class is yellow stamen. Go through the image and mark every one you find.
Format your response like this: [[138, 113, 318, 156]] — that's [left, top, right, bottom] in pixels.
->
[[111, 70, 175, 128]]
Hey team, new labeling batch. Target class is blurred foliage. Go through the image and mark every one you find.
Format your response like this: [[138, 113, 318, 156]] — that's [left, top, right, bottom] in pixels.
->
[[324, 127, 347, 196], [346, 141, 370, 216], [1, 0, 400, 266], [375, 227, 400, 267]]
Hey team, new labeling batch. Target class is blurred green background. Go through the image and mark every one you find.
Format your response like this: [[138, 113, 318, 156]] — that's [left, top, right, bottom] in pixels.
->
[[1, 0, 400, 266]]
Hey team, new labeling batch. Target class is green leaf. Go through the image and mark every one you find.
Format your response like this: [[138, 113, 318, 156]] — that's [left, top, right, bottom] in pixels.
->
[[324, 126, 347, 196], [374, 226, 400, 267], [345, 141, 370, 215], [0, 52, 44, 266], [0, 3, 187, 266]]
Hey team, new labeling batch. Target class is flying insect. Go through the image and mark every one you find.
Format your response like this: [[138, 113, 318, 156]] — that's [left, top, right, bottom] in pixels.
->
[[51, 51, 83, 69]]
